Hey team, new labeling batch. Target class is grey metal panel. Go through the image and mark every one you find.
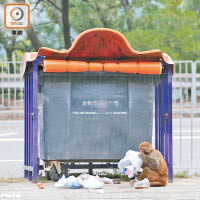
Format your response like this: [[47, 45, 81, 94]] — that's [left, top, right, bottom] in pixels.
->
[[39, 72, 157, 161], [39, 74, 70, 160], [127, 77, 154, 150]]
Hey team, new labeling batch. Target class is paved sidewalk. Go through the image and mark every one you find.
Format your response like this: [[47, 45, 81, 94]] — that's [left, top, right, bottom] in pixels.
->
[[0, 177, 200, 200]]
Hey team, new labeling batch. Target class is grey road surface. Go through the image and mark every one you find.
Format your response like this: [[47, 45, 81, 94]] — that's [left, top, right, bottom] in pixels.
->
[[0, 118, 200, 178], [0, 121, 24, 178], [0, 178, 200, 200]]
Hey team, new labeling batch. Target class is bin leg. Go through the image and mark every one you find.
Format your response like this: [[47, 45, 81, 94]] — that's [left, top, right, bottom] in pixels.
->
[[89, 162, 93, 175]]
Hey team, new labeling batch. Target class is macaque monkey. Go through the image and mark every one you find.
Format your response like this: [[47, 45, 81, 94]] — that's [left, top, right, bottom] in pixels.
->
[[138, 142, 168, 187]]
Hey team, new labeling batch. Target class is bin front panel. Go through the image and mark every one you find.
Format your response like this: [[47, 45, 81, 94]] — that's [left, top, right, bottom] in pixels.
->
[[39, 72, 157, 161], [69, 76, 128, 160]]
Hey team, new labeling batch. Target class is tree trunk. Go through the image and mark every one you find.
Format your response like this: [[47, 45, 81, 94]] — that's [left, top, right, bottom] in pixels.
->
[[61, 0, 71, 49], [6, 49, 14, 73], [14, 0, 43, 50], [26, 25, 43, 50], [120, 0, 133, 31]]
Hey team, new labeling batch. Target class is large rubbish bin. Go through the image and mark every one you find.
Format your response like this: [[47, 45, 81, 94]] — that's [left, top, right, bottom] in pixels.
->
[[38, 72, 158, 161], [23, 28, 174, 181]]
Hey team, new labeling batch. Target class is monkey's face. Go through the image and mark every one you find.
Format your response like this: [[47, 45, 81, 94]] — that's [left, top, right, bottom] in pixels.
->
[[139, 147, 145, 153], [139, 142, 153, 155]]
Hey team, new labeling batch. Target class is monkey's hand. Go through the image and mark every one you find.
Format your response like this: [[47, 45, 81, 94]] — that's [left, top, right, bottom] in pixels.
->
[[138, 152, 146, 159]]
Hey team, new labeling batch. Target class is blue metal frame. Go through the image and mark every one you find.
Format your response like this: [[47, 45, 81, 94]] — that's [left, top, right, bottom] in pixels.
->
[[24, 56, 42, 181], [24, 58, 173, 182], [155, 64, 173, 182]]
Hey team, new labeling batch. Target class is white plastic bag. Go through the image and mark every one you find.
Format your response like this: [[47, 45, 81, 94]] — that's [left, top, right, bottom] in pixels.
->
[[118, 159, 132, 169], [121, 165, 135, 178], [82, 176, 104, 189], [134, 178, 150, 189], [55, 175, 82, 189], [55, 175, 68, 189], [101, 177, 113, 184], [78, 173, 92, 181], [66, 176, 82, 189], [118, 150, 143, 178]]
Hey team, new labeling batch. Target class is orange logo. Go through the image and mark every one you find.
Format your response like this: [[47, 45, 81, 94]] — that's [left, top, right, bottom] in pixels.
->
[[4, 4, 30, 29]]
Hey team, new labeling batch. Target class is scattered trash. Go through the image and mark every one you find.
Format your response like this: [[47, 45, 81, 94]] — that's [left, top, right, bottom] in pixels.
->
[[134, 178, 150, 189], [113, 179, 121, 184], [65, 176, 82, 189], [121, 165, 135, 178], [96, 189, 105, 194], [37, 182, 45, 189], [118, 150, 143, 178], [78, 173, 92, 181], [55, 173, 113, 190], [81, 176, 104, 189], [101, 177, 113, 184], [54, 175, 68, 189], [78, 173, 113, 184], [0, 194, 20, 198], [55, 175, 82, 189], [118, 159, 132, 169]]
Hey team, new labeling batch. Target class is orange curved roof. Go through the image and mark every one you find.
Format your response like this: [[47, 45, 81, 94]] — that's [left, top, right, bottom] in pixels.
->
[[22, 28, 174, 75]]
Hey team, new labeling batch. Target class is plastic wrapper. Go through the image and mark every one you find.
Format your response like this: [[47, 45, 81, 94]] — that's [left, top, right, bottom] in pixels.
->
[[134, 178, 150, 189], [118, 150, 143, 178]]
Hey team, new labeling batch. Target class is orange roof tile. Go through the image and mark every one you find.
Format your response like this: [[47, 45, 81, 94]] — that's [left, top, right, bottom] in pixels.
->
[[23, 28, 174, 75]]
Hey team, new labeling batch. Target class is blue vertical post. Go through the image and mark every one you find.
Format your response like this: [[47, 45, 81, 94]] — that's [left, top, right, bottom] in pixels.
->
[[166, 65, 173, 183], [24, 56, 42, 181], [24, 76, 27, 178], [24, 74, 32, 180], [29, 74, 33, 180], [32, 56, 42, 181], [155, 85, 159, 150], [155, 64, 173, 183]]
